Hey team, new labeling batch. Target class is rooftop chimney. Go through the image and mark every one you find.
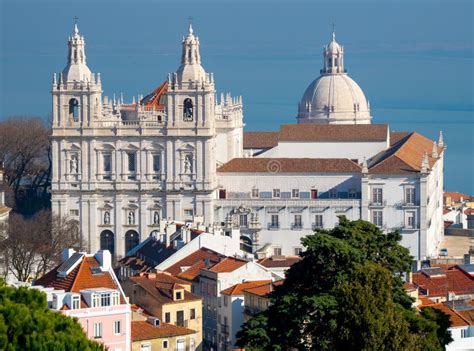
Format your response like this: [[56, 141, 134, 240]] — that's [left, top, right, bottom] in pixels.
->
[[95, 250, 112, 271], [62, 248, 76, 262]]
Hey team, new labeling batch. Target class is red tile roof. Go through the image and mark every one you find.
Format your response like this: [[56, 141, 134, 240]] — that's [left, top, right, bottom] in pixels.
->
[[412, 266, 474, 297], [205, 257, 248, 273], [369, 132, 443, 174], [243, 280, 284, 297], [390, 131, 410, 146], [278, 124, 388, 142], [131, 321, 195, 341], [165, 248, 225, 281], [465, 208, 474, 215], [243, 131, 279, 149], [257, 256, 302, 268], [140, 81, 168, 110], [444, 192, 471, 203], [221, 280, 273, 296], [444, 220, 454, 229], [217, 158, 362, 173], [422, 303, 473, 328]]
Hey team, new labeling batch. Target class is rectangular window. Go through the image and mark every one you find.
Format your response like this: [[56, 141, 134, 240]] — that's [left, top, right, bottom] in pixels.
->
[[294, 247, 303, 255], [103, 154, 112, 173], [292, 189, 300, 198], [71, 295, 80, 309], [184, 209, 194, 217], [311, 189, 318, 199], [239, 214, 248, 227], [92, 294, 100, 308], [165, 312, 171, 323], [127, 152, 136, 172], [190, 308, 196, 320], [405, 187, 416, 204], [219, 189, 226, 199], [329, 188, 338, 198], [273, 247, 282, 256], [223, 296, 228, 307], [101, 292, 110, 307], [406, 211, 416, 229], [348, 189, 357, 198], [93, 322, 102, 338], [162, 340, 169, 349], [112, 292, 119, 306], [176, 310, 185, 327], [140, 344, 151, 351], [153, 154, 161, 172], [69, 209, 79, 217], [114, 320, 121, 335], [372, 188, 383, 204], [273, 189, 280, 198], [372, 210, 383, 227], [251, 188, 259, 198], [314, 215, 323, 228], [270, 214, 279, 228], [175, 291, 183, 300], [293, 215, 302, 229]]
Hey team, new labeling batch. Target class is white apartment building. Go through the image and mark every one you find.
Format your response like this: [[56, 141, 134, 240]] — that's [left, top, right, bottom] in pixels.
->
[[51, 23, 444, 267]]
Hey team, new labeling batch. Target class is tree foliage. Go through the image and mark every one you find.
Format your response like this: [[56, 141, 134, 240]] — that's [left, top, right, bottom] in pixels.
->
[[237, 217, 452, 350], [0, 279, 102, 350]]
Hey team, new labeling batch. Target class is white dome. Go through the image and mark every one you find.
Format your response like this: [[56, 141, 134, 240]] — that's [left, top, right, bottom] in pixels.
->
[[297, 74, 371, 124]]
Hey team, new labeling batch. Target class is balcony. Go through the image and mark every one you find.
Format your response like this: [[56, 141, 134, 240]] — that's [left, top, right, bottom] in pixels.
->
[[399, 201, 420, 208], [220, 324, 230, 335], [312, 223, 324, 231], [369, 200, 387, 208], [267, 223, 280, 230], [291, 223, 303, 230], [244, 306, 260, 316]]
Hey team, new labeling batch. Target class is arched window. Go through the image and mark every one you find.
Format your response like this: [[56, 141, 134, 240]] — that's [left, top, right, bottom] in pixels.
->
[[69, 98, 79, 121], [125, 230, 139, 254], [240, 236, 253, 253], [183, 98, 193, 122], [100, 230, 115, 255]]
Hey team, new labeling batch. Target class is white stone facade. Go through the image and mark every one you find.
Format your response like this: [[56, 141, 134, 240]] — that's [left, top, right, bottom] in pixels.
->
[[51, 24, 444, 267]]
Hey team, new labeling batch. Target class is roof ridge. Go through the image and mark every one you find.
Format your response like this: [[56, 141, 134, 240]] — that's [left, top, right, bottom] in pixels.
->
[[69, 255, 86, 293]]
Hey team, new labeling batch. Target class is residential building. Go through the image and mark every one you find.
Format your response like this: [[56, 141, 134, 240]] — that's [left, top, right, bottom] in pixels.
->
[[257, 256, 302, 277], [33, 249, 131, 351], [0, 167, 12, 279], [243, 280, 284, 322], [198, 257, 273, 350], [131, 318, 198, 351], [121, 272, 203, 350], [444, 192, 472, 207], [50, 23, 444, 268]]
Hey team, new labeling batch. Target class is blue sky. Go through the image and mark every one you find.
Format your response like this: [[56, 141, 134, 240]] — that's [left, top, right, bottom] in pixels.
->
[[0, 0, 473, 193]]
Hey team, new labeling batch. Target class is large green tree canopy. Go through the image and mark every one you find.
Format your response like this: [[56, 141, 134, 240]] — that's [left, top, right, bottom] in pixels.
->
[[237, 217, 452, 351], [0, 280, 102, 350]]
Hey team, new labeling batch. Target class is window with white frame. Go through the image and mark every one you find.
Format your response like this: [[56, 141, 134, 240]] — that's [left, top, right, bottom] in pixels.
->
[[93, 322, 102, 338], [114, 320, 121, 335], [294, 247, 303, 255], [239, 214, 248, 227], [190, 308, 196, 320], [405, 187, 416, 205], [103, 153, 112, 173], [101, 292, 111, 306], [92, 294, 100, 308], [251, 188, 259, 198], [162, 340, 169, 349], [372, 210, 383, 227], [329, 188, 338, 198], [293, 215, 302, 228], [69, 209, 79, 217], [372, 188, 383, 204], [406, 211, 416, 229], [112, 292, 120, 306], [71, 295, 80, 309], [314, 214, 323, 228], [184, 209, 194, 217], [270, 214, 279, 228], [292, 189, 300, 198], [140, 343, 151, 351], [273, 189, 280, 198], [348, 188, 357, 198], [273, 247, 282, 256]]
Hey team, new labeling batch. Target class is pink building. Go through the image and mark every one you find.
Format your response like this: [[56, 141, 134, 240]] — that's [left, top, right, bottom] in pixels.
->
[[34, 249, 131, 351]]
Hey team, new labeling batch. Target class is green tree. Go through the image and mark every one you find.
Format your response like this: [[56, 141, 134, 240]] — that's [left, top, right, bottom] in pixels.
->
[[0, 279, 102, 350], [237, 217, 452, 350]]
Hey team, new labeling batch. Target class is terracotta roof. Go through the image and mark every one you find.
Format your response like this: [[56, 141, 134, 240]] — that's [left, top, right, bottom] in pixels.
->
[[257, 256, 302, 268], [243, 280, 284, 297], [443, 208, 452, 215], [278, 124, 388, 142], [140, 81, 168, 110], [221, 280, 273, 296], [205, 257, 248, 273], [128, 274, 200, 306], [421, 302, 474, 328], [390, 131, 410, 146], [217, 158, 362, 173], [444, 220, 454, 229], [165, 248, 225, 281], [243, 131, 279, 149], [369, 132, 443, 174], [444, 192, 471, 203], [131, 321, 195, 341], [412, 266, 474, 297], [465, 208, 474, 216]]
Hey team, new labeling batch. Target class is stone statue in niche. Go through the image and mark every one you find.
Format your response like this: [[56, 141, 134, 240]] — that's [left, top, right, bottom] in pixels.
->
[[104, 211, 110, 225], [70, 155, 78, 173], [128, 211, 135, 225], [153, 211, 159, 225], [184, 154, 193, 174]]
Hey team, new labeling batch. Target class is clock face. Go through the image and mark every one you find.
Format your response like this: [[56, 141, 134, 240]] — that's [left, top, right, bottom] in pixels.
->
[[183, 98, 193, 121]]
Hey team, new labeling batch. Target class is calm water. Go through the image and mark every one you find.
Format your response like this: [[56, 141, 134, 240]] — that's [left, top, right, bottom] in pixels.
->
[[1, 0, 472, 193]]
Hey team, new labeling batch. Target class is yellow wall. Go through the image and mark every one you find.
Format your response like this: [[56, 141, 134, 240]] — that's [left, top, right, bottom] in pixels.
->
[[132, 334, 197, 351]]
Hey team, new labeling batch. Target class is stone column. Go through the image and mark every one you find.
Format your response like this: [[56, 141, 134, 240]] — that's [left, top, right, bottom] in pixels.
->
[[115, 195, 125, 259]]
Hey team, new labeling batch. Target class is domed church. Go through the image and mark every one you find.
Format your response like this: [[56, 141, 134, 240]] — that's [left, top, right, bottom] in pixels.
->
[[51, 23, 444, 278], [297, 32, 371, 124]]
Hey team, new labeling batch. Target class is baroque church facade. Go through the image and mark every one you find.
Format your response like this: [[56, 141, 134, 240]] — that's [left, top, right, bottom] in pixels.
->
[[51, 23, 444, 267]]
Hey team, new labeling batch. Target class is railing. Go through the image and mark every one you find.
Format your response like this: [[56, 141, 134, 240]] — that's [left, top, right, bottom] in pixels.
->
[[221, 324, 229, 334], [312, 223, 324, 230], [244, 306, 260, 316], [369, 200, 387, 207], [267, 223, 280, 230], [291, 223, 303, 230], [215, 199, 361, 208]]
